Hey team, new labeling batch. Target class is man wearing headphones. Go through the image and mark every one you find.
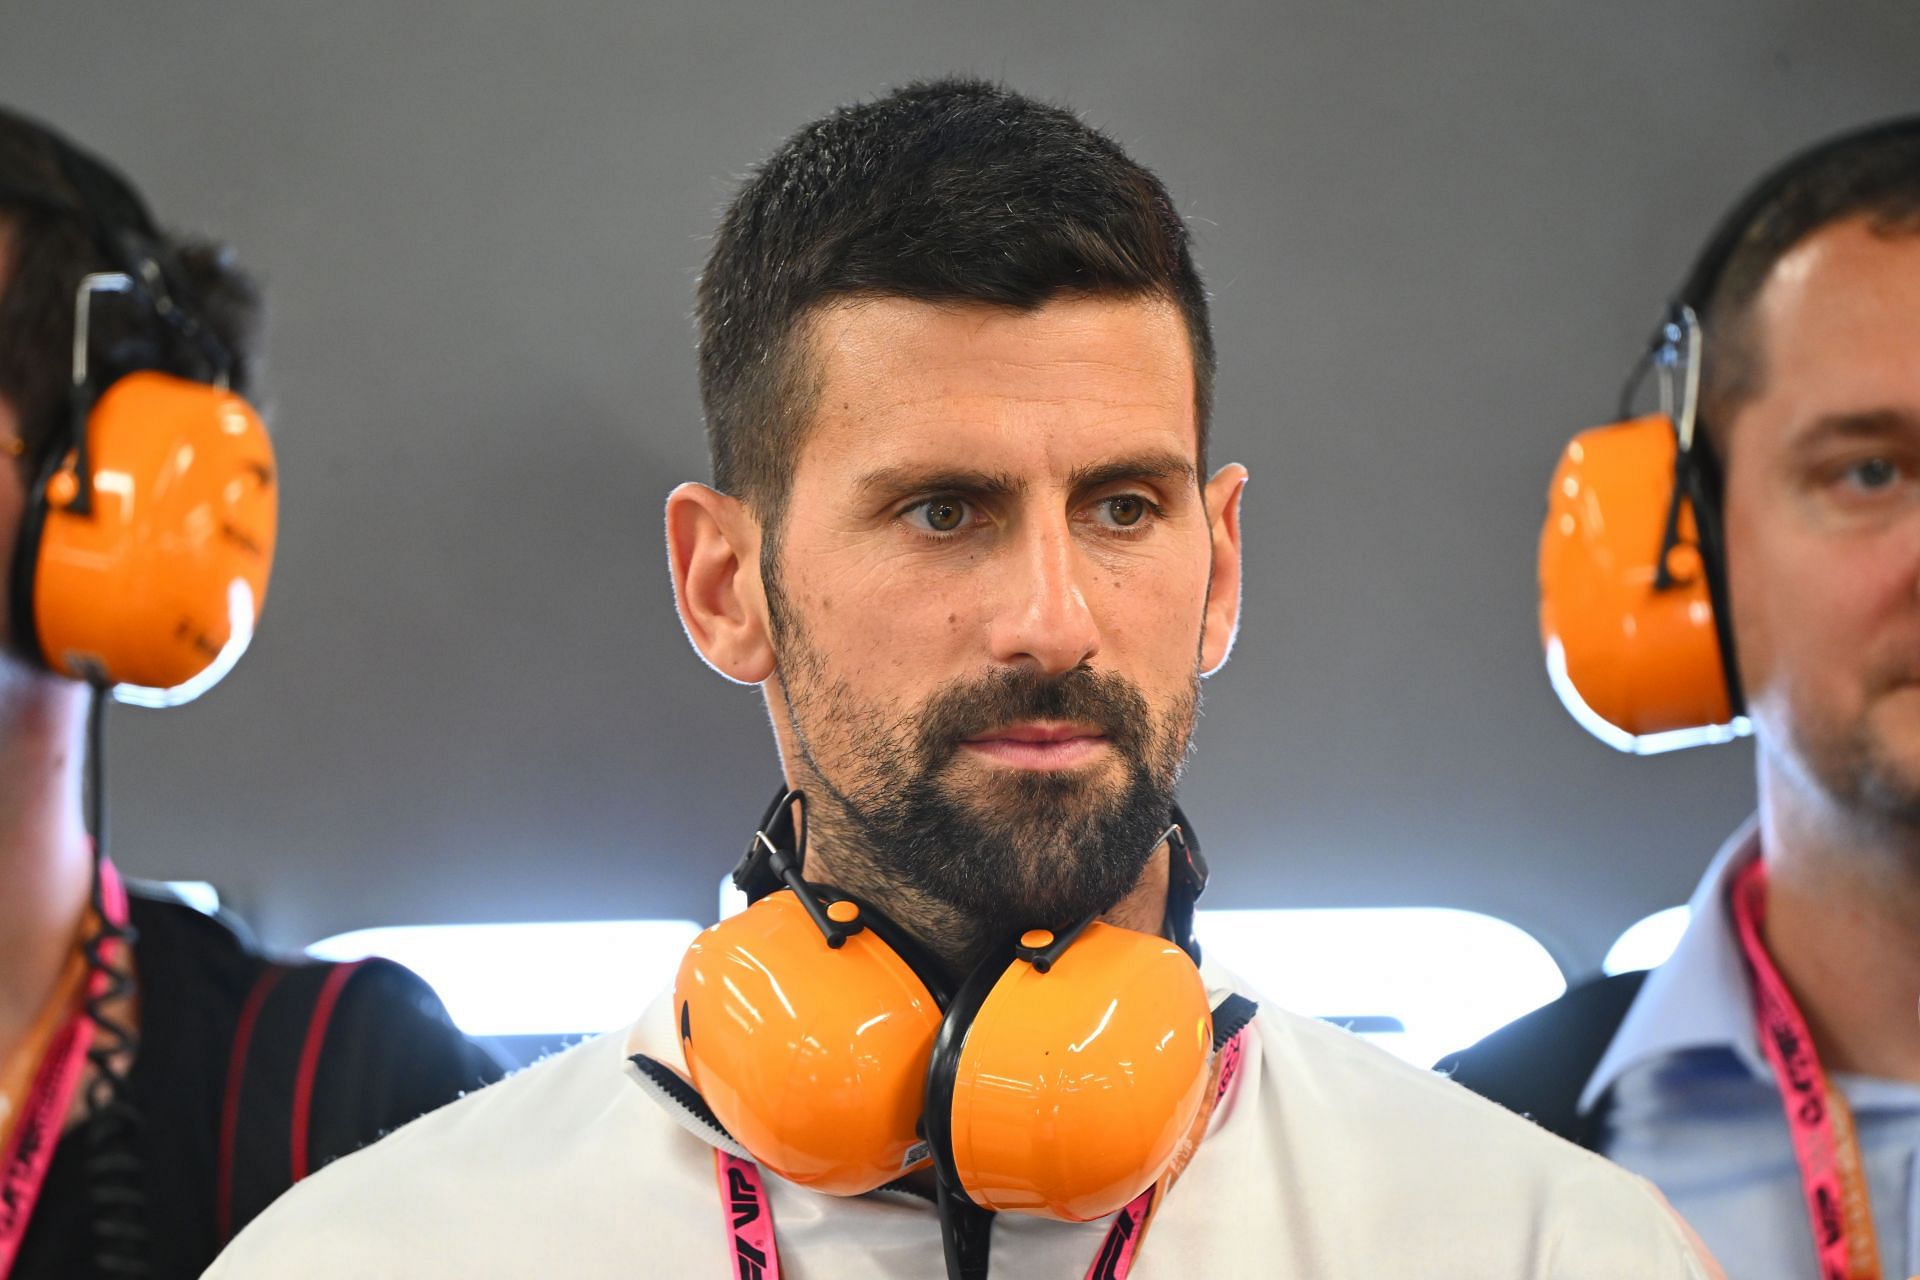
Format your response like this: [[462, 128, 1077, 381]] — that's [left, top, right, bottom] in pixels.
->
[[209, 79, 1718, 1278], [1442, 119, 1920, 1279], [0, 108, 501, 1279]]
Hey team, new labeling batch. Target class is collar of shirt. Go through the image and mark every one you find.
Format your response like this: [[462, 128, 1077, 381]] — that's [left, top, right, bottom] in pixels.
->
[[1577, 816, 1769, 1115], [1577, 816, 1920, 1116]]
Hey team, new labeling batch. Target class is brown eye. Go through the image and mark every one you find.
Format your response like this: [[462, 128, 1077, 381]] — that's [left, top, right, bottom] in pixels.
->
[[1103, 495, 1147, 527], [917, 497, 966, 533]]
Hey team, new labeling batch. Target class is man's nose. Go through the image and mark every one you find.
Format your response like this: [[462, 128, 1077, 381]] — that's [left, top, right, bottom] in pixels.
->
[[985, 516, 1100, 675]]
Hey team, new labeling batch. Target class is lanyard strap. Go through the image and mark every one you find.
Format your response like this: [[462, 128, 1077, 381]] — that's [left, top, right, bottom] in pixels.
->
[[715, 1150, 781, 1280], [713, 1024, 1250, 1280], [0, 950, 88, 1154], [0, 859, 128, 1279], [1081, 1025, 1245, 1280], [1729, 856, 1881, 1280]]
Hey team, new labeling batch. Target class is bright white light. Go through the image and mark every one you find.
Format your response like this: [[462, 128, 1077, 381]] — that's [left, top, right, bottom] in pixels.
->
[[164, 880, 221, 915], [319, 905, 1563, 1059], [1603, 905, 1690, 976], [1197, 907, 1565, 1067], [308, 919, 701, 1036], [1543, 637, 1751, 755], [718, 876, 749, 921], [123, 879, 222, 915]]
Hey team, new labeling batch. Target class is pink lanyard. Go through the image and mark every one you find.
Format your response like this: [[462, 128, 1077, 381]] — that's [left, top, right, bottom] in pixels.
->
[[714, 1025, 1249, 1280], [0, 860, 128, 1279], [1729, 856, 1881, 1280]]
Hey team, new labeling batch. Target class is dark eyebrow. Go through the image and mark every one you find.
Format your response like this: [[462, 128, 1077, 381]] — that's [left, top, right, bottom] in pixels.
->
[[1065, 451, 1198, 494], [851, 465, 1024, 503], [850, 451, 1198, 505], [1791, 408, 1920, 454]]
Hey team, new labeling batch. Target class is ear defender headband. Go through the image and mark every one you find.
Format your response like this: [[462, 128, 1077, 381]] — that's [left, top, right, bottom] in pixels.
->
[[670, 788, 1215, 1225], [1539, 117, 1920, 753], [0, 124, 276, 705]]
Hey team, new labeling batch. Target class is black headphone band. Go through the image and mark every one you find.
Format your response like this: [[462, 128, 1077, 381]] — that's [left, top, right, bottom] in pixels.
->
[[1674, 115, 1920, 317], [921, 942, 1009, 1214], [1682, 445, 1746, 717]]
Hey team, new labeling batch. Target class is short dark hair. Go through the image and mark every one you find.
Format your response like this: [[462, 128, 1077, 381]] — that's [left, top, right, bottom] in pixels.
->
[[696, 78, 1213, 524], [1698, 119, 1920, 435], [0, 106, 262, 469]]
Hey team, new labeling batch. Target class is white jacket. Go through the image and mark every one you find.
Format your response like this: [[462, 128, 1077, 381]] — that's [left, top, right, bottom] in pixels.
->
[[206, 963, 1717, 1279]]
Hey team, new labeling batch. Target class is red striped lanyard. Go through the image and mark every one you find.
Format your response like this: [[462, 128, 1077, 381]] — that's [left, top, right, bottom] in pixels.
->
[[714, 1026, 1248, 1280], [1729, 856, 1881, 1280], [0, 860, 128, 1279]]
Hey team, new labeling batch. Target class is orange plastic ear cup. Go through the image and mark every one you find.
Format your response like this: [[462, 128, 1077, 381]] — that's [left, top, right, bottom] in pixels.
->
[[945, 923, 1212, 1221], [33, 371, 276, 700], [675, 890, 943, 1195], [1539, 414, 1733, 742]]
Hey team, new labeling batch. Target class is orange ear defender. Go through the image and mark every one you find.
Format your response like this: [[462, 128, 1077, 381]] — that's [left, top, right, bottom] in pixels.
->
[[669, 789, 1214, 1222], [1539, 307, 1746, 753], [3, 150, 276, 706]]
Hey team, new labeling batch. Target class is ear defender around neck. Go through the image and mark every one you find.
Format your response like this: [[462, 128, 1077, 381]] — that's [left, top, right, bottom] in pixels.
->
[[923, 917, 1212, 1221], [671, 789, 1214, 1219], [1539, 306, 1746, 753]]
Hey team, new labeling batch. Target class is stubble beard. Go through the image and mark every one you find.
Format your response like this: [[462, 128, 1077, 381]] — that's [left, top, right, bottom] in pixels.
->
[[1806, 707, 1920, 835], [765, 574, 1199, 972]]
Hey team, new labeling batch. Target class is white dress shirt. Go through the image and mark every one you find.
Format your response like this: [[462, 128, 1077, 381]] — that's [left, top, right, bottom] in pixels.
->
[[1585, 819, 1920, 1278]]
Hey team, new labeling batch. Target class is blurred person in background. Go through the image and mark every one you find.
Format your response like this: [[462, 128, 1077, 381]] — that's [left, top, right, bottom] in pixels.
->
[[0, 108, 501, 1280], [1444, 117, 1920, 1280]]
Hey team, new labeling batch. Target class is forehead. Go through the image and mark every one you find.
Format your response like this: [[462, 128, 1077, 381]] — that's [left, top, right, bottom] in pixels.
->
[[1747, 217, 1920, 406], [790, 294, 1197, 490]]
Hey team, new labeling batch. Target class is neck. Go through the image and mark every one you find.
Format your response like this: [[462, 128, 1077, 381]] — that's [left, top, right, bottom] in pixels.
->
[[1756, 748, 1920, 1083], [0, 666, 94, 1058]]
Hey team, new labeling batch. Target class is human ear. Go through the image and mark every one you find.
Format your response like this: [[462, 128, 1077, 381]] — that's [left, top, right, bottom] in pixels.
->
[[665, 483, 776, 685], [1198, 464, 1248, 676]]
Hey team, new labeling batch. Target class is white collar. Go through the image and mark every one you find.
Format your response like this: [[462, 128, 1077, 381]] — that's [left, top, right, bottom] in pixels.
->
[[1577, 816, 1769, 1114]]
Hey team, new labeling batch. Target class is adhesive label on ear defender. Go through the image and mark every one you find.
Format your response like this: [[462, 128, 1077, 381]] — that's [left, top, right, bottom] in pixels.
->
[[901, 1140, 930, 1170]]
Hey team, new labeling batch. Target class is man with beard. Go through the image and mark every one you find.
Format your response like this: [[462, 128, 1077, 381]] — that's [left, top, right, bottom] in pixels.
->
[[1442, 118, 1920, 1279], [207, 79, 1719, 1278]]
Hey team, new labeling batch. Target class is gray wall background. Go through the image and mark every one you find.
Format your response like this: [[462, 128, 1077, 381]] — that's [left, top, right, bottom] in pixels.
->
[[3, 1, 1915, 976]]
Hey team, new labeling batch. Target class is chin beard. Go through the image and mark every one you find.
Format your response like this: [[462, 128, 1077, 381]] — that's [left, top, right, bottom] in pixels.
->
[[833, 742, 1182, 931], [786, 661, 1197, 948]]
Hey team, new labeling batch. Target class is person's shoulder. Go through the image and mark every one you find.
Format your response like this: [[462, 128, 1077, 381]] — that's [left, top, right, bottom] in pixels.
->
[[1432, 971, 1648, 1143], [314, 955, 503, 1089], [1251, 1007, 1715, 1277], [279, 954, 505, 1174], [204, 1029, 703, 1276], [126, 887, 267, 995]]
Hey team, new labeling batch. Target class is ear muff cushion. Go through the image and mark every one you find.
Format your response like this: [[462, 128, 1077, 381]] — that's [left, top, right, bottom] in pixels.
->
[[1539, 415, 1734, 739], [30, 371, 275, 693], [674, 889, 944, 1195], [930, 923, 1212, 1222]]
